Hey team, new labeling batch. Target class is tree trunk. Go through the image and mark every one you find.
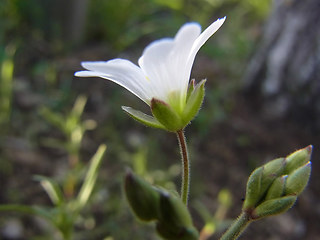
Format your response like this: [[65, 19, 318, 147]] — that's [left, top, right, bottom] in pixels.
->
[[243, 0, 320, 128]]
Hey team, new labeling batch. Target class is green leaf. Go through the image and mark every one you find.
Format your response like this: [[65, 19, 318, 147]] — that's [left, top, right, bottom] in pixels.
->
[[76, 144, 107, 210], [66, 95, 87, 133], [39, 107, 66, 132], [0, 204, 53, 221], [151, 98, 183, 132], [34, 175, 64, 206], [122, 106, 166, 130], [71, 95, 87, 120], [182, 79, 206, 126]]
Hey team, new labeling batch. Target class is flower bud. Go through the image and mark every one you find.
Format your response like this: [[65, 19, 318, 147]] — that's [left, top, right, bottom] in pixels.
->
[[124, 171, 160, 221], [242, 146, 313, 222], [285, 162, 311, 196], [284, 145, 312, 174], [252, 196, 297, 220]]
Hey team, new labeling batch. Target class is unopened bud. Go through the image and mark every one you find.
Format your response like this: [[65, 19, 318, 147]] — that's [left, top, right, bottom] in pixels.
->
[[124, 171, 160, 221], [242, 146, 313, 222]]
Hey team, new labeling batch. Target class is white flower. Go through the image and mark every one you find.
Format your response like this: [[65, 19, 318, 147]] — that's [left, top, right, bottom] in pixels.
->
[[75, 17, 226, 114]]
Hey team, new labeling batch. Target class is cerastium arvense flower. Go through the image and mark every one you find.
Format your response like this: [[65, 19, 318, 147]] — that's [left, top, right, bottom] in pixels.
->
[[75, 17, 226, 132], [75, 17, 313, 240], [75, 17, 226, 206]]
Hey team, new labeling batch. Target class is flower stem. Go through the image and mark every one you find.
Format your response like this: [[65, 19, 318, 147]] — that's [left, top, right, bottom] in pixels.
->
[[176, 129, 190, 205], [220, 212, 251, 240]]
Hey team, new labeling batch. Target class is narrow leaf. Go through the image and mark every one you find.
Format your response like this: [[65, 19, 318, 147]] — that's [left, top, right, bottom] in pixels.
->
[[34, 175, 64, 206], [76, 144, 107, 210], [0, 204, 52, 221]]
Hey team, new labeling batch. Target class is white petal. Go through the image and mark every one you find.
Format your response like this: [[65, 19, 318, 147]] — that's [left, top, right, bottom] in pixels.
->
[[138, 39, 175, 102], [184, 17, 226, 84], [75, 59, 153, 104], [138, 24, 202, 105], [170, 23, 202, 96]]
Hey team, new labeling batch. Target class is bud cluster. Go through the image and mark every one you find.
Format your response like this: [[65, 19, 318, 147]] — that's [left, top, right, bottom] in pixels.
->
[[124, 171, 199, 240], [243, 146, 312, 220]]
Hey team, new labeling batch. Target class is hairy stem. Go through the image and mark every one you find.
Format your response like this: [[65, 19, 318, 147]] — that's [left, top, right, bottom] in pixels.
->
[[220, 212, 250, 240], [176, 129, 190, 205]]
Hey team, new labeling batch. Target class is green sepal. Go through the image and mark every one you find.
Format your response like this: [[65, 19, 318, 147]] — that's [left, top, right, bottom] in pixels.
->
[[186, 79, 196, 101], [252, 196, 297, 220], [262, 157, 286, 179], [265, 175, 287, 201], [243, 166, 263, 209], [259, 158, 286, 193], [151, 98, 184, 132], [122, 106, 166, 130], [124, 171, 161, 221], [182, 79, 206, 126], [285, 162, 311, 196], [284, 145, 312, 174]]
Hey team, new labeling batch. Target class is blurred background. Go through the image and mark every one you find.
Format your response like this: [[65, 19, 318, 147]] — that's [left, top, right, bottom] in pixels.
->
[[0, 0, 319, 239]]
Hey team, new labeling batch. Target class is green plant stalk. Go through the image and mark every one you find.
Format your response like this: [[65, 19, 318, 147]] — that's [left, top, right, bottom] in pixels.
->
[[0, 55, 14, 128], [220, 212, 250, 240], [176, 129, 190, 205]]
